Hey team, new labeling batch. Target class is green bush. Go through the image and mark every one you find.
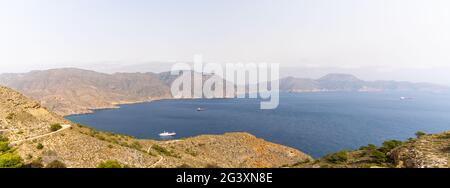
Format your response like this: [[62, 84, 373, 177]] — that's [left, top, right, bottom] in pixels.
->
[[0, 135, 23, 168], [324, 151, 349, 163], [50, 123, 63, 132], [36, 143, 44, 150], [372, 150, 388, 164], [119, 142, 129, 147], [0, 135, 8, 142], [438, 132, 450, 139], [379, 140, 403, 153], [45, 160, 67, 168], [130, 141, 142, 150], [151, 145, 171, 155], [95, 135, 106, 141], [359, 144, 377, 151], [415, 131, 426, 138], [0, 152, 23, 168], [97, 160, 123, 168], [6, 113, 15, 120], [0, 142, 11, 153]]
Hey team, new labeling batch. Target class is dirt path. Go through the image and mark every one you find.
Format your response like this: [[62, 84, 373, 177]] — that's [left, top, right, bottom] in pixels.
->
[[9, 124, 71, 146], [0, 128, 18, 132], [149, 155, 164, 168], [146, 139, 182, 167]]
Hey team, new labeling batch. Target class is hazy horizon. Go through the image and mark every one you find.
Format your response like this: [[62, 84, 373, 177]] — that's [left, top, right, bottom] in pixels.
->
[[1, 0, 450, 84]]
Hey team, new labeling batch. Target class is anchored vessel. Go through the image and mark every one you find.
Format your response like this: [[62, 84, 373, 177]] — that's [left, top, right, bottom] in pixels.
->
[[159, 131, 176, 137]]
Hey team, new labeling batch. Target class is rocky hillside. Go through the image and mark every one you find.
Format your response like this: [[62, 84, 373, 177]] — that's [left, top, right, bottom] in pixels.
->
[[294, 131, 449, 168], [0, 68, 233, 116], [390, 132, 449, 168], [280, 73, 448, 93], [0, 68, 172, 115], [0, 86, 311, 168]]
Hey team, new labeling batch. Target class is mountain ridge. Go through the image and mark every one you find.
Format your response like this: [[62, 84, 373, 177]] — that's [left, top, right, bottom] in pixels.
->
[[280, 73, 448, 93], [1, 69, 448, 116]]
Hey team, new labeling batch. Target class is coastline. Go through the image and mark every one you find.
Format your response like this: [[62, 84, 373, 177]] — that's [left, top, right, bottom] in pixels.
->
[[61, 90, 387, 116], [62, 96, 236, 117], [62, 97, 172, 117]]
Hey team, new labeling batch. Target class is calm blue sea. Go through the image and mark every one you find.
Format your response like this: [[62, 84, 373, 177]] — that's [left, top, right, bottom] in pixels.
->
[[66, 92, 450, 158]]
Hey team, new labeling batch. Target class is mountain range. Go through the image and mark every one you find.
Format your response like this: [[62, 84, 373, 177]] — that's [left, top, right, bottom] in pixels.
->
[[280, 73, 448, 93], [0, 68, 180, 115], [0, 68, 447, 116]]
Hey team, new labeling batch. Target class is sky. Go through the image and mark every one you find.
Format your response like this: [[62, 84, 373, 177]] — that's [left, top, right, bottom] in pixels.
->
[[1, 0, 450, 84]]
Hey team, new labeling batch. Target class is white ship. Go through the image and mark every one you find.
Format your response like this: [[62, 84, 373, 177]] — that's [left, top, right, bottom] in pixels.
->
[[159, 131, 176, 137], [400, 96, 413, 100]]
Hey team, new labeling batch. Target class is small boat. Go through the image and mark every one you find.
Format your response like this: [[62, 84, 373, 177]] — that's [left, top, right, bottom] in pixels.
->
[[197, 107, 205, 111], [400, 97, 413, 100], [159, 131, 176, 137]]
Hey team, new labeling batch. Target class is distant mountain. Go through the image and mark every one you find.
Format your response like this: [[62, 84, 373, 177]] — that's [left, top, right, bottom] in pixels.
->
[[279, 77, 320, 92], [0, 68, 231, 116], [1, 70, 447, 115], [0, 68, 172, 115], [280, 73, 448, 93]]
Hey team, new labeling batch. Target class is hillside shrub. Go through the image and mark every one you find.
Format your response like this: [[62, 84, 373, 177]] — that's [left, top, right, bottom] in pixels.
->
[[97, 160, 123, 168], [0, 135, 8, 142], [151, 145, 171, 155], [372, 150, 388, 164], [45, 160, 67, 168], [379, 140, 403, 153], [415, 131, 426, 138], [36, 143, 44, 150], [6, 113, 15, 120], [359, 144, 377, 151], [0, 142, 10, 153], [50, 123, 62, 132], [0, 152, 23, 168], [324, 151, 348, 163]]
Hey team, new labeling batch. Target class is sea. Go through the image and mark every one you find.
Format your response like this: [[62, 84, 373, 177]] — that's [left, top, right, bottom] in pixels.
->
[[66, 91, 450, 158]]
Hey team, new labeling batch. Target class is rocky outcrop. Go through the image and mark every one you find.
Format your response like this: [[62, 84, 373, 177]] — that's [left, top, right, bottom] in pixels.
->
[[294, 131, 449, 168], [390, 132, 449, 168], [149, 133, 312, 168]]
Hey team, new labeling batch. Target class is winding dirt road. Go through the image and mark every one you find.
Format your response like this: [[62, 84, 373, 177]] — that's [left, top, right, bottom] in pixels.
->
[[146, 140, 182, 167], [9, 124, 71, 146]]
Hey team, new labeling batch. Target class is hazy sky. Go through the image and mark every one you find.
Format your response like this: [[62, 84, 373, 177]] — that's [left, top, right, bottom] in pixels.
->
[[1, 0, 450, 84]]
